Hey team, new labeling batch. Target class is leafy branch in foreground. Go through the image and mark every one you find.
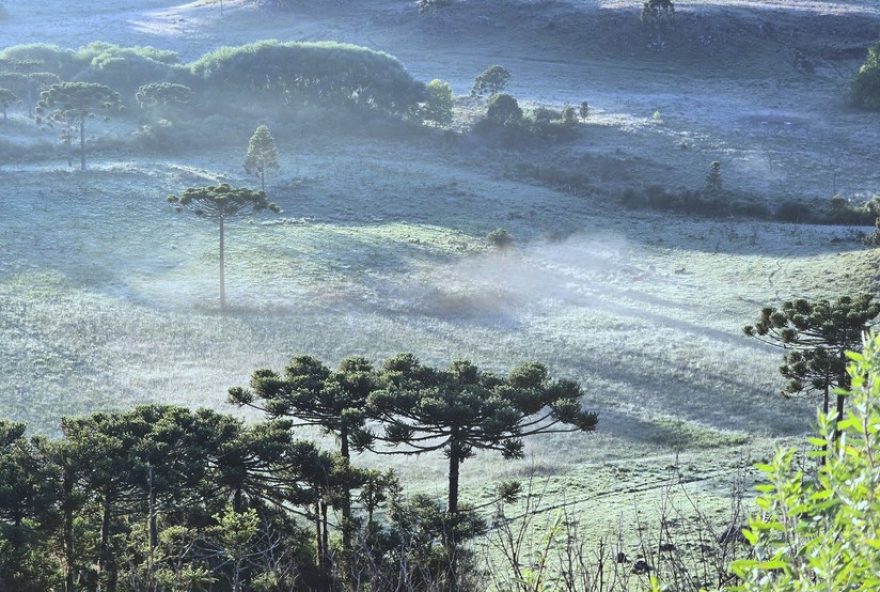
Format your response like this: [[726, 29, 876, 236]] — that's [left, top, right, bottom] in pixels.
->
[[733, 332, 880, 591]]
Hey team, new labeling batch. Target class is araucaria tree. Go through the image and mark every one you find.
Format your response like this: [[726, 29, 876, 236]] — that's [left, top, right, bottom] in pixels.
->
[[370, 355, 598, 515], [135, 82, 193, 114], [244, 124, 280, 192], [228, 355, 379, 548], [744, 295, 880, 439], [167, 184, 280, 312], [641, 0, 675, 47], [35, 82, 122, 170]]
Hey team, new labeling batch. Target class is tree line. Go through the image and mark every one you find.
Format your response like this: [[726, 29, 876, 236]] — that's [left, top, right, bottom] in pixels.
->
[[0, 354, 597, 592]]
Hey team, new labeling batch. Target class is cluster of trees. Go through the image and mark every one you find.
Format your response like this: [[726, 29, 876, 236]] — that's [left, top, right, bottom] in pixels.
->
[[744, 294, 880, 443], [0, 41, 441, 167], [468, 65, 588, 144], [0, 355, 597, 591]]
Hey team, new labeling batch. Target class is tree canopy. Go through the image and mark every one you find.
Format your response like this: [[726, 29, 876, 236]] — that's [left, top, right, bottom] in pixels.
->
[[35, 81, 123, 170]]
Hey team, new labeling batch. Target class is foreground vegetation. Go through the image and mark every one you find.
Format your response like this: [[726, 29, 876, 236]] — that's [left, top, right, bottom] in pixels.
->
[[3, 332, 880, 591]]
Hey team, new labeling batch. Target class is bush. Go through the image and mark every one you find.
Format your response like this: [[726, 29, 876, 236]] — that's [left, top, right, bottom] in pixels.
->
[[733, 332, 880, 590], [487, 228, 513, 249], [774, 200, 812, 223], [485, 93, 522, 126], [852, 43, 880, 110]]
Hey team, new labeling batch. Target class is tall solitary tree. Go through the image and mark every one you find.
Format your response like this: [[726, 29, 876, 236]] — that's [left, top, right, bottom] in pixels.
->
[[244, 124, 280, 192], [35, 82, 122, 170], [744, 295, 880, 440], [167, 184, 280, 312]]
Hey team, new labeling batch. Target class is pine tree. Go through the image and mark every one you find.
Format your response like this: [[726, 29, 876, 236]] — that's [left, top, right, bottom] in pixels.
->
[[244, 125, 280, 192], [369, 355, 598, 515], [744, 295, 880, 440]]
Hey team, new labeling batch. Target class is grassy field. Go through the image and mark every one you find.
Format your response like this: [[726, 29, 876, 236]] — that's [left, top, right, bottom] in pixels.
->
[[2, 0, 879, 568]]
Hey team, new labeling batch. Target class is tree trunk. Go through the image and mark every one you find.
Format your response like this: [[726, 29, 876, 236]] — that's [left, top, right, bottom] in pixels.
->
[[79, 118, 86, 171], [322, 499, 329, 564], [62, 468, 75, 592], [340, 426, 352, 550], [147, 465, 158, 591], [260, 169, 266, 192], [448, 451, 460, 515], [219, 217, 226, 313], [315, 501, 324, 572], [97, 493, 113, 592], [233, 486, 243, 514]]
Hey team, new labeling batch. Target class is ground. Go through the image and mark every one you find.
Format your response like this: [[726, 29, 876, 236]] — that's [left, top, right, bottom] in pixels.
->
[[1, 0, 878, 566]]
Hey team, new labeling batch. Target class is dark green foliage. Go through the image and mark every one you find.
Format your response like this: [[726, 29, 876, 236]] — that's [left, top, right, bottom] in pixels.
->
[[471, 65, 511, 97], [190, 40, 425, 116], [35, 81, 123, 170], [230, 355, 380, 548], [135, 81, 193, 110], [369, 355, 597, 514], [641, 0, 675, 47], [487, 228, 514, 250], [485, 93, 522, 126], [579, 101, 590, 120], [0, 41, 426, 122], [773, 199, 811, 223], [705, 161, 722, 195], [743, 295, 880, 438], [561, 105, 578, 126], [167, 184, 280, 312], [852, 42, 880, 110]]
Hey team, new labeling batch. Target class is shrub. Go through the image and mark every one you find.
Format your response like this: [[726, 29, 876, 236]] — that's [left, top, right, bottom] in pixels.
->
[[852, 43, 880, 110], [532, 106, 561, 123], [485, 93, 522, 126], [733, 332, 880, 590], [561, 105, 578, 126], [774, 200, 812, 223], [487, 228, 513, 249]]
